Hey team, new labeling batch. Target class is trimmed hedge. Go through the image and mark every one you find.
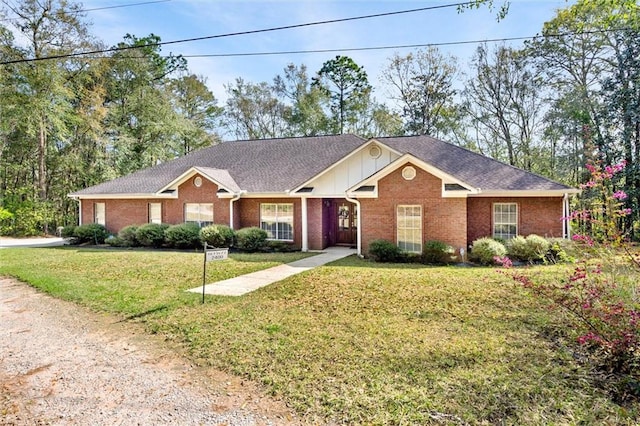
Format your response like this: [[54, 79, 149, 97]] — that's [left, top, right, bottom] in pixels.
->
[[73, 223, 108, 244], [235, 227, 268, 252], [135, 223, 168, 248], [200, 224, 235, 248], [422, 240, 456, 265], [368, 239, 402, 263], [469, 237, 507, 265], [165, 223, 202, 249], [507, 234, 551, 263], [118, 225, 139, 247]]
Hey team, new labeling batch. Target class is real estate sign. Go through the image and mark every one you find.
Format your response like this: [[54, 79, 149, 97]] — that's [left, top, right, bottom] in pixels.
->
[[202, 246, 229, 303]]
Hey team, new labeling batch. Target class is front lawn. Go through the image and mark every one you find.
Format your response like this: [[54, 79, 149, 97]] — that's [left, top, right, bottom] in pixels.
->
[[1, 247, 637, 424]]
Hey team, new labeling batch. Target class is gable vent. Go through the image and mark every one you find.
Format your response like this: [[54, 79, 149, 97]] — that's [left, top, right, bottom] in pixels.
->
[[369, 145, 382, 159]]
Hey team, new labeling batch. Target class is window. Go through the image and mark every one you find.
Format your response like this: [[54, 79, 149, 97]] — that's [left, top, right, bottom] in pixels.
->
[[493, 203, 518, 239], [397, 205, 422, 253], [260, 203, 294, 241], [184, 203, 213, 227], [149, 203, 162, 224], [94, 203, 105, 225]]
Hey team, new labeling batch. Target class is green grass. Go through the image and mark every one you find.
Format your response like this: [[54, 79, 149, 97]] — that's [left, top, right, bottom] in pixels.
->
[[1, 247, 637, 424]]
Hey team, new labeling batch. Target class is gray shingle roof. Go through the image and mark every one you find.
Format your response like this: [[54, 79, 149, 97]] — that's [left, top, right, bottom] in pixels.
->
[[70, 134, 572, 197], [379, 135, 573, 191], [70, 135, 368, 196]]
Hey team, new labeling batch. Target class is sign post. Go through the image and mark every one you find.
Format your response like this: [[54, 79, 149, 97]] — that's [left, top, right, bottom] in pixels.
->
[[202, 243, 229, 304]]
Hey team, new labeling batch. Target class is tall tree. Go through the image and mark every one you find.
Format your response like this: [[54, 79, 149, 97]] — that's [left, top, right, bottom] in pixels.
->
[[381, 47, 458, 137], [273, 63, 330, 136], [462, 44, 545, 171], [224, 78, 287, 140], [167, 73, 222, 155], [312, 56, 371, 134]]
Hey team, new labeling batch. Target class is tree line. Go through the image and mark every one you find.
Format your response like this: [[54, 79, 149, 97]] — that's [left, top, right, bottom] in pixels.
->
[[0, 0, 638, 238]]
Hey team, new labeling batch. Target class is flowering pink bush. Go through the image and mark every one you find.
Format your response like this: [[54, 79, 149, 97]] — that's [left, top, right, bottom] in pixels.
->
[[501, 160, 640, 400]]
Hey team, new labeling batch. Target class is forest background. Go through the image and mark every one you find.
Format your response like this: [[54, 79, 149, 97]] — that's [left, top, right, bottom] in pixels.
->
[[0, 0, 638, 238]]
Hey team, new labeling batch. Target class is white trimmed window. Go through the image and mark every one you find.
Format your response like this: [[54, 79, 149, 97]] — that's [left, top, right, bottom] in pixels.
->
[[184, 203, 213, 227], [94, 203, 105, 226], [260, 203, 294, 241], [149, 203, 162, 224], [397, 205, 422, 253], [493, 203, 518, 239]]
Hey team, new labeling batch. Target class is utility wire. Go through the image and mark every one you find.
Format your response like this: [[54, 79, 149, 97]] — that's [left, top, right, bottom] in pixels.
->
[[0, 1, 480, 65], [0, 0, 171, 23]]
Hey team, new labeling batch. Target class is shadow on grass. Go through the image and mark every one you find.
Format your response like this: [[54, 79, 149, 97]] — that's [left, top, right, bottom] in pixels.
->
[[117, 305, 169, 322]]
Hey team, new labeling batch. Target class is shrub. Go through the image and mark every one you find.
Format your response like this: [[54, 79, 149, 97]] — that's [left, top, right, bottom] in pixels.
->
[[105, 235, 126, 247], [525, 234, 551, 261], [118, 225, 139, 247], [545, 239, 575, 264], [60, 225, 76, 238], [235, 227, 268, 252], [368, 239, 402, 263], [508, 235, 551, 263], [265, 240, 296, 252], [73, 223, 109, 244], [165, 223, 202, 249], [200, 224, 235, 248], [422, 240, 455, 265], [469, 237, 507, 265], [135, 223, 168, 248]]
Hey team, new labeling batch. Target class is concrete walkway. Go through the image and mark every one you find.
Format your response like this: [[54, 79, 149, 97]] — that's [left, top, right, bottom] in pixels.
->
[[0, 237, 67, 248], [187, 247, 356, 296]]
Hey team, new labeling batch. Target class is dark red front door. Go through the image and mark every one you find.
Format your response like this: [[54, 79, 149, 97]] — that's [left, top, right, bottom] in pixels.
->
[[336, 201, 357, 245]]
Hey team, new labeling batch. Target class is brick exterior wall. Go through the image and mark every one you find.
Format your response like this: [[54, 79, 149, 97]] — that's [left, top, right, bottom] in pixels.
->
[[81, 174, 230, 234], [467, 196, 564, 244], [359, 163, 468, 255], [236, 197, 303, 250]]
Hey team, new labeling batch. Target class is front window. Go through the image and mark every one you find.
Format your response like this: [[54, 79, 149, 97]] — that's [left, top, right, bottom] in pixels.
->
[[184, 203, 213, 227], [260, 203, 294, 241], [397, 205, 422, 253], [94, 203, 105, 226], [493, 203, 518, 239], [149, 203, 162, 224]]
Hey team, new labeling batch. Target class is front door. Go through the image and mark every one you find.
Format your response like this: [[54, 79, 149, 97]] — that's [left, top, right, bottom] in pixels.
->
[[336, 201, 357, 245]]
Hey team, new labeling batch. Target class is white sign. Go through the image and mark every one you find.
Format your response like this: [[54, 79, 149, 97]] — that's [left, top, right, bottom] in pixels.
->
[[206, 248, 228, 262]]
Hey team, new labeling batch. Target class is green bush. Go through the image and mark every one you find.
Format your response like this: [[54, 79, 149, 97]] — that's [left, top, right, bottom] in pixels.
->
[[135, 223, 168, 248], [118, 225, 139, 247], [422, 240, 456, 265], [545, 239, 575, 264], [235, 227, 268, 252], [368, 239, 402, 263], [507, 234, 551, 263], [200, 224, 235, 248], [265, 240, 297, 252], [469, 237, 507, 265], [105, 235, 126, 247], [60, 225, 76, 238], [165, 223, 202, 249], [73, 223, 109, 244]]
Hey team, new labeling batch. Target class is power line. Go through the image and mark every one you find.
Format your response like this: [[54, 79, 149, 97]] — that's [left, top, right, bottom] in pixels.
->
[[0, 0, 171, 23], [0, 1, 479, 65]]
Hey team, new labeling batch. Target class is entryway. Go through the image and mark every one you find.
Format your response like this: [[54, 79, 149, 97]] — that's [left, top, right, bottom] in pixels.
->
[[336, 201, 357, 246]]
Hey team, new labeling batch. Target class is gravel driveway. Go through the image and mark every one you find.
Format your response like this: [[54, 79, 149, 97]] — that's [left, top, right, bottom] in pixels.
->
[[0, 278, 302, 425]]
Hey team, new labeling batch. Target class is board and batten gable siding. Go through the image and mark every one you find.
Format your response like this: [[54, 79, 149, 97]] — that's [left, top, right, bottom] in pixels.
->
[[307, 144, 400, 196], [359, 163, 468, 255], [466, 197, 565, 244]]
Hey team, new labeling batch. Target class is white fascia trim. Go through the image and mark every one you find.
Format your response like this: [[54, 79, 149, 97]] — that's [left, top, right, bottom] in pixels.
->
[[157, 166, 236, 194], [288, 139, 403, 193], [469, 189, 581, 197], [345, 153, 478, 196], [71, 193, 178, 200]]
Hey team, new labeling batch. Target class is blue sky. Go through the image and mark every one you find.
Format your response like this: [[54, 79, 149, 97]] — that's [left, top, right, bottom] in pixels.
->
[[83, 0, 574, 101]]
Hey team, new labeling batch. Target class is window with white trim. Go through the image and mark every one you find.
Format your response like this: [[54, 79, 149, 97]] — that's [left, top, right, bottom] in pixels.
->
[[493, 203, 518, 239], [397, 205, 422, 253], [260, 203, 294, 241], [184, 203, 213, 227], [149, 203, 162, 224], [94, 203, 105, 226]]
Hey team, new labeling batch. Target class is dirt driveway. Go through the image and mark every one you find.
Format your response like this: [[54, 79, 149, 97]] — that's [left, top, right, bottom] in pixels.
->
[[0, 278, 302, 425]]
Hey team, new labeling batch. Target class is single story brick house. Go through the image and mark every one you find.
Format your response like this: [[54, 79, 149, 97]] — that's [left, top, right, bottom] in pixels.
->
[[69, 134, 579, 256]]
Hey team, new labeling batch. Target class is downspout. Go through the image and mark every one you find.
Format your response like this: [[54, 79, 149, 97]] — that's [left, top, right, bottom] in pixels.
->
[[229, 191, 243, 230], [563, 193, 570, 239], [345, 194, 362, 257], [301, 197, 308, 252]]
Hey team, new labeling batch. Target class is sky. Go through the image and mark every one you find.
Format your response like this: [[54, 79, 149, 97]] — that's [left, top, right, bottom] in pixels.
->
[[16, 0, 577, 101]]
